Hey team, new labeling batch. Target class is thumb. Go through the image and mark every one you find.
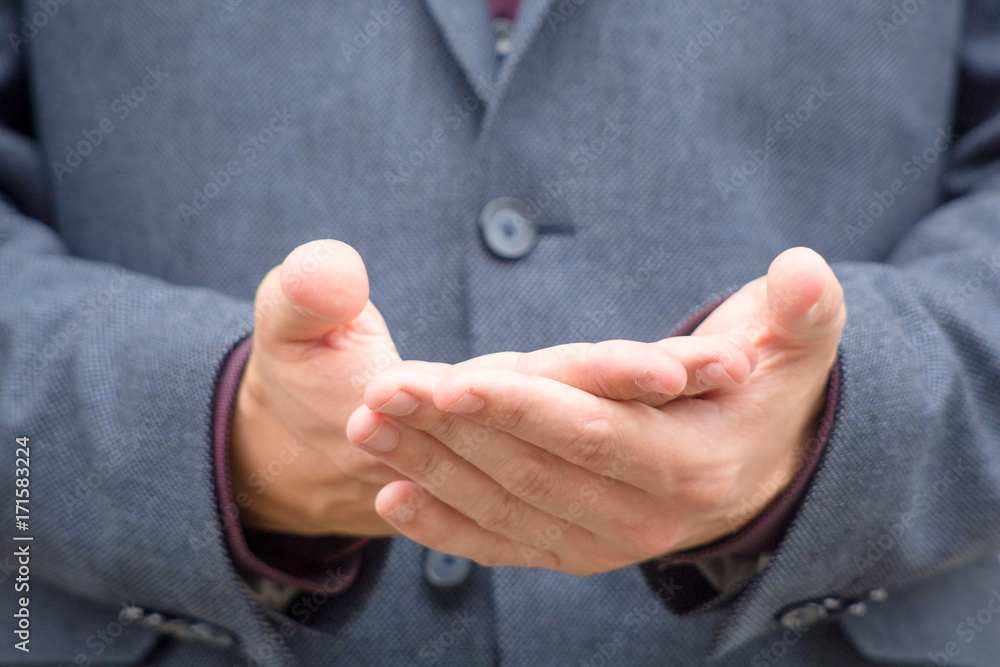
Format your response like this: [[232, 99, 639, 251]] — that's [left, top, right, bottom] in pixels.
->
[[254, 240, 370, 344], [759, 247, 845, 346]]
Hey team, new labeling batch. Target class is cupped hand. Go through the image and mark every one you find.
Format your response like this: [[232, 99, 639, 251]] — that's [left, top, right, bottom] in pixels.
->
[[347, 248, 845, 574]]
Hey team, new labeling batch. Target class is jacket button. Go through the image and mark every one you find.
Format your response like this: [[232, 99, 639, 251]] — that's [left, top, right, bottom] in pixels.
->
[[424, 550, 473, 589], [778, 602, 829, 630], [479, 197, 537, 259], [846, 601, 868, 616], [869, 587, 889, 603]]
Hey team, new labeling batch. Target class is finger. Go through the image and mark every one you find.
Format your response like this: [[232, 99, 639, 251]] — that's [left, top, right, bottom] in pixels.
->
[[760, 247, 845, 346], [254, 240, 370, 345], [652, 333, 758, 399], [514, 340, 689, 399], [360, 368, 658, 530], [347, 405, 603, 551], [455, 335, 755, 405], [374, 480, 565, 571], [429, 368, 667, 485], [453, 345, 682, 404]]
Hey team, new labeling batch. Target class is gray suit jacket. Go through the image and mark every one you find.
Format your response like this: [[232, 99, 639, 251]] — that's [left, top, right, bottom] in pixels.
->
[[2, 0, 999, 665]]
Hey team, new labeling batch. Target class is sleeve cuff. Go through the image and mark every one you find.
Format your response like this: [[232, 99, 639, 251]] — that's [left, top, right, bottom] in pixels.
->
[[663, 355, 840, 562], [637, 296, 843, 613], [210, 335, 365, 594]]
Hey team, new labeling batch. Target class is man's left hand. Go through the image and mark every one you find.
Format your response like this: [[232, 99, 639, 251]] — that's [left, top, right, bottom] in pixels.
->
[[347, 247, 845, 575]]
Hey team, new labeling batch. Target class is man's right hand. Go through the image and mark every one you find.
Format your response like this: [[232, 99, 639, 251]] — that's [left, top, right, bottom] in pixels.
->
[[231, 240, 407, 536]]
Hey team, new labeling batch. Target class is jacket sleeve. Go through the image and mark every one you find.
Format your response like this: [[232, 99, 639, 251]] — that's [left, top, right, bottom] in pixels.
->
[[0, 3, 297, 664], [644, 2, 1000, 658]]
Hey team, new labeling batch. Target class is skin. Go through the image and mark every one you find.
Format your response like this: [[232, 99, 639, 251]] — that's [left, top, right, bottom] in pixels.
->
[[233, 240, 845, 576], [345, 247, 845, 574], [231, 240, 760, 538]]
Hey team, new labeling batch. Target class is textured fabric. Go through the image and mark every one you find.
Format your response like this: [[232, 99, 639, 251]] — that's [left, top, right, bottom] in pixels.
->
[[2, 1, 1000, 666], [216, 302, 832, 593], [212, 336, 365, 591]]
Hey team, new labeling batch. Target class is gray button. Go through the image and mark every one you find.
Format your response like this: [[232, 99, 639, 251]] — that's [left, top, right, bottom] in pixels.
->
[[119, 606, 234, 648], [821, 597, 843, 611], [846, 602, 868, 616], [424, 550, 473, 589], [479, 197, 538, 260], [120, 606, 145, 623], [187, 622, 236, 648], [778, 602, 829, 630], [492, 18, 513, 56], [869, 588, 889, 603]]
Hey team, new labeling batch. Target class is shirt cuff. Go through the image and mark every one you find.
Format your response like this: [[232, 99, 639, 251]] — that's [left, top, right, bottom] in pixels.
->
[[637, 295, 841, 612], [210, 335, 365, 594], [663, 356, 839, 562]]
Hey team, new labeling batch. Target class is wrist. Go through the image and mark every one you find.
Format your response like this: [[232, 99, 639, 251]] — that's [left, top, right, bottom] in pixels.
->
[[230, 353, 301, 532]]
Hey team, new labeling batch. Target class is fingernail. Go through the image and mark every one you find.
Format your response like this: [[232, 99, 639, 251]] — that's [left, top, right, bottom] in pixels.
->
[[362, 422, 399, 452], [375, 390, 419, 417], [804, 302, 823, 326], [445, 391, 484, 414], [636, 376, 671, 395], [386, 504, 415, 524], [695, 362, 729, 386]]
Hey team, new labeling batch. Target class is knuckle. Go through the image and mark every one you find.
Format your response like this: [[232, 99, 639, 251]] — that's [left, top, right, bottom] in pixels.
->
[[560, 413, 620, 471], [430, 413, 469, 446], [473, 492, 525, 534], [489, 404, 526, 433], [499, 453, 559, 503], [403, 444, 444, 482], [483, 385, 535, 433]]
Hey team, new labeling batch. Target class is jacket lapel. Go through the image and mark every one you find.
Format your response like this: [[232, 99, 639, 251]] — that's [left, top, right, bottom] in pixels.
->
[[421, 0, 498, 102], [421, 0, 559, 113], [495, 0, 558, 91]]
